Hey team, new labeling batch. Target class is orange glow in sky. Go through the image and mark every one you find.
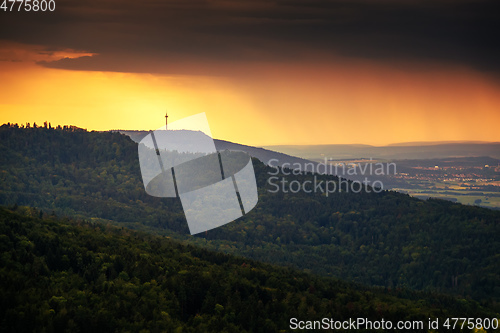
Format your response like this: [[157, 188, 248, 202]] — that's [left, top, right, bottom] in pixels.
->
[[1, 41, 500, 146]]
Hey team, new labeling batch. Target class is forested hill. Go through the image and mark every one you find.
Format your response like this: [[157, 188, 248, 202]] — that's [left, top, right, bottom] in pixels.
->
[[1, 124, 499, 311], [116, 129, 318, 171], [0, 207, 497, 332]]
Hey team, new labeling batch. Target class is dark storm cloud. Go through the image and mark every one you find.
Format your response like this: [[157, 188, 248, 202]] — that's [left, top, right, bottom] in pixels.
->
[[1, 0, 499, 75]]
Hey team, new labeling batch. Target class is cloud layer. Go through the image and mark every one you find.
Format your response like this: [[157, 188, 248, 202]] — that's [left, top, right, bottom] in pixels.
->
[[1, 0, 499, 75]]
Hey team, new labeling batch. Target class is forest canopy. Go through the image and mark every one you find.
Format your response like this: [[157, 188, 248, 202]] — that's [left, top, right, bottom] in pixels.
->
[[1, 124, 499, 315]]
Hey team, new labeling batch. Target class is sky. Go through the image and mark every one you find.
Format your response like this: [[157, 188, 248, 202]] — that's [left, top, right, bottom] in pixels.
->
[[1, 0, 500, 146]]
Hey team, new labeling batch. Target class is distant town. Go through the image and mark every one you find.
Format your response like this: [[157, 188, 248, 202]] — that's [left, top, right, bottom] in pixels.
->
[[379, 158, 500, 209]]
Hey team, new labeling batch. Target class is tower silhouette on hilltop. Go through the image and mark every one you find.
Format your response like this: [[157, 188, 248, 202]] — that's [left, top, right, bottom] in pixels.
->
[[165, 111, 168, 130]]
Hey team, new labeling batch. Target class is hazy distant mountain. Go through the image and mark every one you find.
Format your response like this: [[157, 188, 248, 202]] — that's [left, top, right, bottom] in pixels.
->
[[388, 140, 500, 147], [265, 142, 500, 160], [118, 130, 500, 162], [116, 130, 318, 172]]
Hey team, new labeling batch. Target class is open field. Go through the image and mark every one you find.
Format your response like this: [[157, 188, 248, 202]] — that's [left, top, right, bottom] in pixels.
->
[[393, 187, 500, 209]]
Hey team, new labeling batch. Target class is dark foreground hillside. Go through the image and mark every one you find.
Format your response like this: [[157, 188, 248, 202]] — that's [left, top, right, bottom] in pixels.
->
[[0, 207, 498, 333], [0, 124, 499, 311]]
